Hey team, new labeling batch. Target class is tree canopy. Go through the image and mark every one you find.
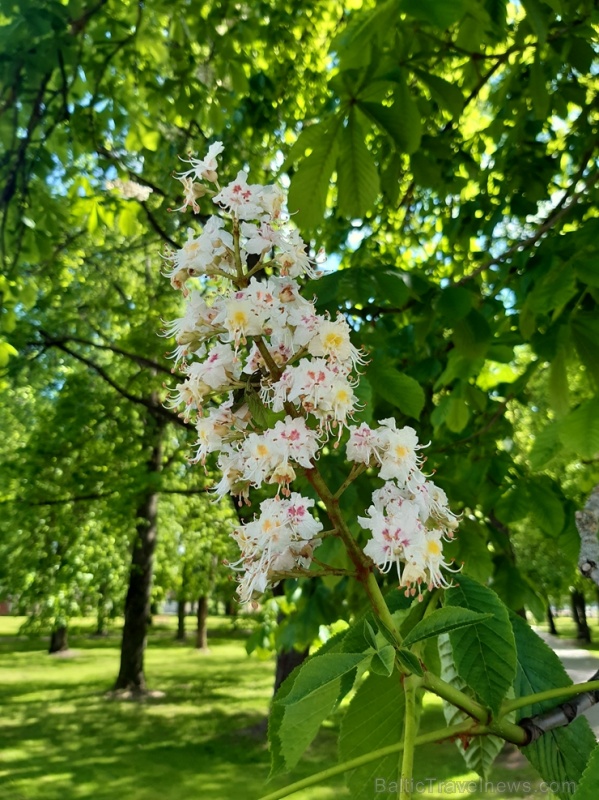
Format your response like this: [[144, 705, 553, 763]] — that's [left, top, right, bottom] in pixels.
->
[[1, 0, 598, 657]]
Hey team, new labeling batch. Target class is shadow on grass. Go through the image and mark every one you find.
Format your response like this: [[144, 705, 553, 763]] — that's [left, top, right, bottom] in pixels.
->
[[0, 619, 549, 800], [0, 623, 346, 800]]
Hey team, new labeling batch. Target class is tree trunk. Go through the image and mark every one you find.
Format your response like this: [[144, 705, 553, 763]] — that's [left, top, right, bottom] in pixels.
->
[[271, 582, 309, 695], [114, 422, 163, 693], [49, 625, 68, 653], [96, 583, 108, 636], [176, 599, 187, 641], [225, 597, 238, 617], [571, 589, 591, 643], [274, 645, 309, 695], [547, 604, 558, 636], [196, 595, 209, 650]]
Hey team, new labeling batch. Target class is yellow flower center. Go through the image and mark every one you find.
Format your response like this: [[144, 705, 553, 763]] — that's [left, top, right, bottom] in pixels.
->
[[427, 540, 441, 557], [395, 445, 408, 459], [230, 309, 248, 327], [323, 331, 344, 351], [256, 444, 270, 457]]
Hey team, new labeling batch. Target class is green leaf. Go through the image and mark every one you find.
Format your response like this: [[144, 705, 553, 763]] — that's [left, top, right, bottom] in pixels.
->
[[402, 607, 492, 648], [87, 201, 98, 234], [373, 270, 410, 307], [0, 340, 18, 367], [511, 613, 596, 798], [368, 356, 425, 419], [396, 648, 423, 676], [370, 644, 396, 676], [549, 347, 570, 417], [268, 628, 352, 776], [571, 312, 599, 388], [445, 397, 470, 433], [527, 480, 565, 537], [118, 205, 138, 237], [528, 262, 577, 315], [288, 118, 342, 230], [415, 71, 464, 118], [452, 310, 492, 359], [339, 672, 405, 799], [558, 399, 599, 460], [275, 652, 368, 771], [363, 619, 379, 650], [529, 422, 563, 469], [530, 53, 549, 119], [445, 575, 517, 714], [573, 745, 599, 800], [399, 0, 466, 29], [436, 286, 473, 322], [358, 96, 420, 155], [495, 484, 530, 525], [337, 111, 380, 218], [521, 0, 549, 42], [439, 633, 509, 778], [282, 123, 328, 171], [140, 128, 160, 151], [245, 387, 271, 428]]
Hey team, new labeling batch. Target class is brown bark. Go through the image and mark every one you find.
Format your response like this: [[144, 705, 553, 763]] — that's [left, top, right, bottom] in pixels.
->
[[570, 589, 591, 644], [177, 599, 187, 641], [49, 625, 68, 653], [113, 421, 164, 693], [196, 595, 208, 650], [547, 604, 558, 636], [271, 582, 309, 696], [274, 645, 310, 695]]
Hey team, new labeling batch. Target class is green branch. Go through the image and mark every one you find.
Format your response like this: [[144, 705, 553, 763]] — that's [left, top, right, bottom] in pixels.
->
[[258, 721, 478, 800], [501, 680, 599, 716]]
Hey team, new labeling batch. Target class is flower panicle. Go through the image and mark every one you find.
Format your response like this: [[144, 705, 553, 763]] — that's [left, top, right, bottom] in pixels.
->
[[161, 141, 459, 603]]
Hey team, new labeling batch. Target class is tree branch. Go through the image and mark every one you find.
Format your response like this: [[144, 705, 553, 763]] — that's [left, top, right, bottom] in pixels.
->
[[40, 333, 192, 431], [519, 667, 599, 744], [457, 167, 598, 286], [1, 484, 213, 507], [37, 330, 179, 378]]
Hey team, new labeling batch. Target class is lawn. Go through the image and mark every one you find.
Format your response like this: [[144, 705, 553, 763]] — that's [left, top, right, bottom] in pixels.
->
[[0, 615, 574, 800]]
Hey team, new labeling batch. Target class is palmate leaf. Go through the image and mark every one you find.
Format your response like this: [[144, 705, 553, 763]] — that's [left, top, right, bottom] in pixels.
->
[[399, 0, 467, 29], [337, 110, 380, 219], [444, 575, 516, 714], [368, 355, 425, 419], [268, 627, 350, 776], [572, 745, 599, 800], [402, 607, 492, 648], [557, 399, 599, 460], [511, 613, 596, 799], [339, 671, 405, 799], [439, 633, 507, 779], [288, 116, 342, 231], [270, 652, 368, 774], [529, 421, 563, 469]]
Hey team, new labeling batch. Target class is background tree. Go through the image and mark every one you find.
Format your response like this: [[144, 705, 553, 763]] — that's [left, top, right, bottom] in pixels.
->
[[1, 0, 598, 702]]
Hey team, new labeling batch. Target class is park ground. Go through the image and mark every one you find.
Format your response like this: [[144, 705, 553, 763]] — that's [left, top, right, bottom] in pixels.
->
[[1, 614, 598, 800]]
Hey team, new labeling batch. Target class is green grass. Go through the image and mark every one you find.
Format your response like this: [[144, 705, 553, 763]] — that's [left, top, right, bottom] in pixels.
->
[[536, 615, 599, 652], [0, 616, 559, 799]]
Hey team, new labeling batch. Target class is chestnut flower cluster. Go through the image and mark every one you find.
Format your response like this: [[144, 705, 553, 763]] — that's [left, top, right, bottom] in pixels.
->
[[163, 142, 458, 603], [347, 421, 459, 599]]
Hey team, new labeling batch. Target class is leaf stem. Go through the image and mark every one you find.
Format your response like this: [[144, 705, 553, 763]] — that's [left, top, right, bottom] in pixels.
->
[[421, 671, 488, 724], [500, 680, 599, 716], [400, 674, 420, 800], [333, 463, 367, 499], [257, 720, 478, 800]]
